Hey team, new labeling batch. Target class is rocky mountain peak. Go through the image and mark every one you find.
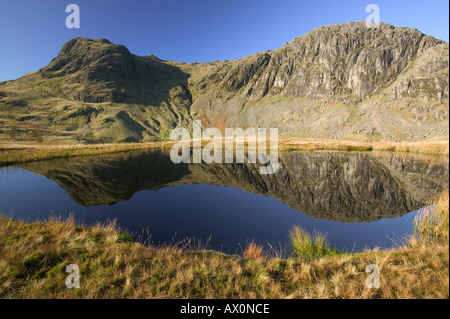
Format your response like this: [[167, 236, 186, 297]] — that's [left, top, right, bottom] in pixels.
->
[[214, 21, 446, 101]]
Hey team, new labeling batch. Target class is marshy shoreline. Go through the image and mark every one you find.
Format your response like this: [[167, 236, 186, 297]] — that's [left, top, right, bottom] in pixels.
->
[[0, 190, 448, 299], [0, 136, 448, 166]]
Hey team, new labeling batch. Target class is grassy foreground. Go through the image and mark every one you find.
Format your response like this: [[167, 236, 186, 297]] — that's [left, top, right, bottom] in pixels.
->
[[0, 136, 448, 166], [0, 191, 448, 299]]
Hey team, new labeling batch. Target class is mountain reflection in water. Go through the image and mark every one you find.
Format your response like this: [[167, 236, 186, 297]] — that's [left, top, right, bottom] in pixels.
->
[[19, 150, 449, 223], [1, 150, 448, 253]]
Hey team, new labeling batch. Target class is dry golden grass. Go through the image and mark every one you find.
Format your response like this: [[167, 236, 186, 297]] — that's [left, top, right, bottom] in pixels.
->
[[277, 136, 449, 156], [371, 138, 449, 156], [1, 136, 448, 166], [0, 141, 177, 166], [243, 242, 265, 261], [414, 190, 449, 240], [0, 191, 448, 299]]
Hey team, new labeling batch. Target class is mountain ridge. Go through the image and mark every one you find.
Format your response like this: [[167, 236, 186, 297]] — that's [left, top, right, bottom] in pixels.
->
[[0, 21, 448, 143]]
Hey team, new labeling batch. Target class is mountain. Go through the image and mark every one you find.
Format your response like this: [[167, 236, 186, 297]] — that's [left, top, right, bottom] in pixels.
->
[[0, 22, 448, 143]]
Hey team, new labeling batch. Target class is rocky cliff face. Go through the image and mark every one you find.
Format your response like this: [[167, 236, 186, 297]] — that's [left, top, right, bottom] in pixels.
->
[[21, 150, 449, 223], [188, 22, 449, 140], [192, 22, 443, 100], [0, 22, 448, 142]]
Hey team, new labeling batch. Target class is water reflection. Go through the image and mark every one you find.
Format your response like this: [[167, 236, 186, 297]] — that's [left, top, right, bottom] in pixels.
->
[[19, 150, 449, 223]]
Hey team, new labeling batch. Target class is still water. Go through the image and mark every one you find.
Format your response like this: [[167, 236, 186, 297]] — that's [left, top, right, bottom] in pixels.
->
[[0, 150, 448, 255]]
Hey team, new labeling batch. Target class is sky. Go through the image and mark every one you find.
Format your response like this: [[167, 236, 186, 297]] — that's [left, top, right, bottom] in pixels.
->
[[0, 0, 448, 82]]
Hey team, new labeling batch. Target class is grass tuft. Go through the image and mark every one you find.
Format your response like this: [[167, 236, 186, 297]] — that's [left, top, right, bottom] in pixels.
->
[[243, 242, 265, 261], [289, 227, 341, 261], [414, 190, 449, 242]]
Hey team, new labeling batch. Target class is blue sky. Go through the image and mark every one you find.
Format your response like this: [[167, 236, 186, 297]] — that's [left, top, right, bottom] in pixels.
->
[[0, 0, 448, 82]]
